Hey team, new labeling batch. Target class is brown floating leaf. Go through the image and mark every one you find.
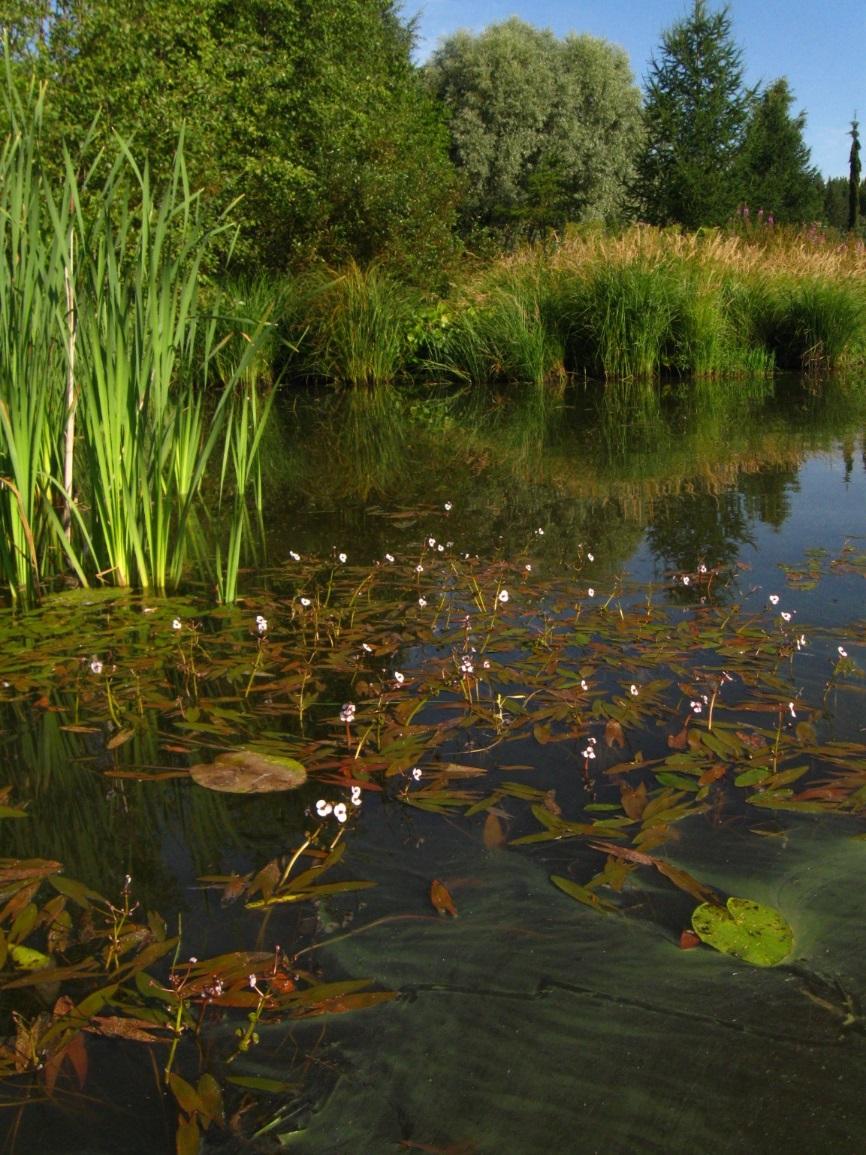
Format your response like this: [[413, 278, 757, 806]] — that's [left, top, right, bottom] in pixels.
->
[[542, 790, 561, 817], [429, 879, 458, 917], [482, 812, 506, 850], [698, 763, 727, 786], [604, 719, 626, 749], [667, 726, 690, 750], [620, 780, 647, 820], [189, 750, 306, 794]]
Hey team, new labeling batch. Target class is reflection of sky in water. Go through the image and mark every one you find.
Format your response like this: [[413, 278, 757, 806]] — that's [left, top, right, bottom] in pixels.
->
[[627, 443, 866, 630]]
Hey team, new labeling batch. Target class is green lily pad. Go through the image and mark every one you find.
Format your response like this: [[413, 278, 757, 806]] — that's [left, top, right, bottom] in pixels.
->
[[190, 750, 307, 794], [691, 896, 793, 967]]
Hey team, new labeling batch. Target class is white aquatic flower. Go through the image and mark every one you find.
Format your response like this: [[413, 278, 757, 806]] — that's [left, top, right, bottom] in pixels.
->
[[587, 588, 595, 598], [338, 552, 347, 564], [90, 659, 103, 675], [838, 646, 848, 657], [437, 544, 445, 553], [385, 553, 395, 563], [460, 655, 474, 675], [497, 589, 509, 604], [428, 537, 436, 548], [580, 679, 588, 691], [690, 700, 703, 714], [444, 501, 453, 511], [300, 597, 311, 607], [682, 575, 690, 586], [525, 564, 532, 572], [582, 745, 596, 760], [788, 701, 797, 718], [333, 802, 348, 823], [171, 618, 182, 631], [482, 659, 491, 670], [411, 767, 423, 781], [587, 552, 595, 562], [780, 612, 792, 623], [362, 642, 373, 653], [415, 564, 424, 574], [340, 702, 356, 722], [350, 786, 363, 806], [249, 974, 258, 989], [769, 594, 780, 605], [315, 799, 333, 817], [289, 550, 301, 561], [255, 615, 268, 634], [418, 597, 428, 608], [536, 528, 544, 536], [630, 684, 639, 697], [698, 564, 708, 574], [394, 671, 405, 684]]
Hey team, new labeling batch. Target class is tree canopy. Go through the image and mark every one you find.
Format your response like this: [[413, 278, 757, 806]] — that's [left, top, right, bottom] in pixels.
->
[[633, 0, 751, 228], [2, 0, 458, 275], [736, 78, 821, 223], [425, 18, 643, 240]]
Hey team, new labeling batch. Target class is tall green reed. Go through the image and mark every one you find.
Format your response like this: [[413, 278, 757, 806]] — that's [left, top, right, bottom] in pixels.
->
[[0, 64, 273, 603]]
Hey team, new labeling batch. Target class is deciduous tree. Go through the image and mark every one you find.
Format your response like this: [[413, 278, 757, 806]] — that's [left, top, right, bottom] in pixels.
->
[[425, 18, 643, 240]]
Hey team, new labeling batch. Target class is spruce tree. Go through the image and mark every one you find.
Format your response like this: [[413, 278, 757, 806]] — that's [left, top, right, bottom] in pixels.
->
[[736, 78, 821, 223], [634, 0, 751, 228]]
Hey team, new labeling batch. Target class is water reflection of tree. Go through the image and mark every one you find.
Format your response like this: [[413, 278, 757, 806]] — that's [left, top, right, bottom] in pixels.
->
[[645, 489, 755, 583], [738, 464, 798, 530]]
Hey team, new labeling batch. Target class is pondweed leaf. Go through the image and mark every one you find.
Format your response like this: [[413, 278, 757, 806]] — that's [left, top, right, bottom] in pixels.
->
[[691, 897, 793, 967], [550, 875, 617, 913]]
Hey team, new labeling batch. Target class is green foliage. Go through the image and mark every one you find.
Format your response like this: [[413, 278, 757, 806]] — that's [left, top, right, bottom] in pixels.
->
[[634, 0, 751, 228], [290, 262, 418, 389], [426, 18, 643, 241], [692, 897, 793, 967], [849, 119, 862, 232], [9, 0, 457, 277], [736, 79, 822, 223]]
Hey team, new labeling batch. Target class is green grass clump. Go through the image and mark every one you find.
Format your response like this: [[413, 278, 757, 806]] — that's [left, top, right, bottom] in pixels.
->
[[291, 261, 417, 388]]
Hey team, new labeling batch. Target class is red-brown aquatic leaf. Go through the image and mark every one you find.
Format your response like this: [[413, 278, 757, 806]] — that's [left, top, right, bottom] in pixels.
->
[[482, 812, 506, 850], [88, 1016, 170, 1043], [667, 727, 689, 750], [620, 781, 647, 820], [291, 990, 397, 1017], [429, 880, 458, 917], [196, 1073, 224, 1127], [679, 929, 701, 950], [698, 763, 727, 786], [542, 790, 561, 817], [105, 727, 135, 750], [604, 719, 626, 749], [736, 730, 767, 750]]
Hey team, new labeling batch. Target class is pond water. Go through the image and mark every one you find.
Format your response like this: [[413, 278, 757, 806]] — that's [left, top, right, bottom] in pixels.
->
[[1, 379, 865, 1154]]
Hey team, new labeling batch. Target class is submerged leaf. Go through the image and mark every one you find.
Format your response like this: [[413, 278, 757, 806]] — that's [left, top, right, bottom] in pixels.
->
[[189, 750, 306, 793], [691, 897, 793, 967], [429, 879, 458, 917]]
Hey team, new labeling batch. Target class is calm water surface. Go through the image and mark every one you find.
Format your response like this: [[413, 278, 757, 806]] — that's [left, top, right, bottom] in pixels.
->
[[2, 382, 865, 1153]]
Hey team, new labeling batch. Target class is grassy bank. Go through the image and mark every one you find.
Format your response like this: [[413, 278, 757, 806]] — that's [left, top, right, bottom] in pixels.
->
[[271, 225, 866, 396]]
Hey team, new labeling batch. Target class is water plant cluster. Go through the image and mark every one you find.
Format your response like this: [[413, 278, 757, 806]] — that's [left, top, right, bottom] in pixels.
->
[[0, 77, 274, 607], [0, 529, 864, 1148]]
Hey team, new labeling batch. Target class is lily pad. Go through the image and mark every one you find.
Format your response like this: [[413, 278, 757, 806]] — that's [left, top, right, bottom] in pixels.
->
[[691, 896, 793, 967], [189, 750, 307, 794]]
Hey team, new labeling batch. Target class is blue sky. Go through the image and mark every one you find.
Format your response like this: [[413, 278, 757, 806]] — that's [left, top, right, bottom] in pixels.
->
[[406, 1, 864, 177]]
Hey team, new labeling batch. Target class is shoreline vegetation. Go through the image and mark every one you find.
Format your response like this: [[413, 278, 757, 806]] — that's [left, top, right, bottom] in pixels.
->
[[2, 83, 866, 607]]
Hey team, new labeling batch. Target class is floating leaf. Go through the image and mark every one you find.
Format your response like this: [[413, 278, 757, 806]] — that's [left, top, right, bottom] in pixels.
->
[[189, 750, 306, 793], [691, 897, 793, 967], [482, 812, 506, 849], [429, 879, 458, 917], [550, 875, 617, 913]]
